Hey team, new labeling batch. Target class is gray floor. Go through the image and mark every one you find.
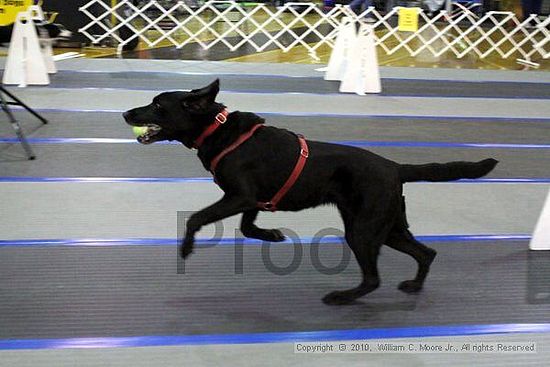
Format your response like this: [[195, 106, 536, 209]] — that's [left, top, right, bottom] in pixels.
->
[[1, 58, 549, 366], [1, 112, 549, 178], [1, 111, 550, 143], [1, 241, 550, 339], [5, 87, 550, 119], [2, 143, 549, 178], [5, 71, 549, 98], [3, 58, 549, 83], [0, 182, 548, 240]]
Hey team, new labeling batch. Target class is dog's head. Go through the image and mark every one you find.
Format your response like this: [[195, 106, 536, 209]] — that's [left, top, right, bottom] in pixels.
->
[[123, 79, 223, 147], [35, 21, 73, 40]]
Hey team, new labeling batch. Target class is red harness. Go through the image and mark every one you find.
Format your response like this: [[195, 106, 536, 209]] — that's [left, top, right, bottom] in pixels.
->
[[194, 110, 309, 212], [193, 109, 229, 149]]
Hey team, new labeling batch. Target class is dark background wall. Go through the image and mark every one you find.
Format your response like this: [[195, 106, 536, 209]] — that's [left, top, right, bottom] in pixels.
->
[[42, 0, 93, 45]]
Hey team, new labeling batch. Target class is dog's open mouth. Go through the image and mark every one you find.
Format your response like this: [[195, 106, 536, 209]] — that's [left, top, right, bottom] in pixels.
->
[[136, 124, 162, 145]]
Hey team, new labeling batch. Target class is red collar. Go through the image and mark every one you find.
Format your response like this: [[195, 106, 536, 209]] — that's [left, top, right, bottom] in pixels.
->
[[193, 109, 229, 149]]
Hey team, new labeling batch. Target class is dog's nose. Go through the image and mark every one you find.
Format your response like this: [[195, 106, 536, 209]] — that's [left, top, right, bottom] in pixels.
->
[[123, 111, 131, 122]]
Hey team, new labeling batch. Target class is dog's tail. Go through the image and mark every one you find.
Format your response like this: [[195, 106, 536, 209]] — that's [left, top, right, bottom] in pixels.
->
[[398, 158, 498, 183]]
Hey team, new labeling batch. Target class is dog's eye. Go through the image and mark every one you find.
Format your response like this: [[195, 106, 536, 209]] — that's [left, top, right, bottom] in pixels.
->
[[154, 102, 163, 111], [182, 101, 189, 108]]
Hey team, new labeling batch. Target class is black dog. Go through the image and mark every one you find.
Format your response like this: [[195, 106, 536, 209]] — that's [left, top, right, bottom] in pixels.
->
[[124, 80, 498, 305]]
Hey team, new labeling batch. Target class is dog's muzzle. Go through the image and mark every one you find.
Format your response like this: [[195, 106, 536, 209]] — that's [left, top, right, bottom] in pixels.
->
[[136, 124, 162, 145]]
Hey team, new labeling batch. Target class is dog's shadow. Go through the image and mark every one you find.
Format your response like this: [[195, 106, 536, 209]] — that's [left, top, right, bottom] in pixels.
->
[[165, 286, 419, 333], [0, 150, 31, 162]]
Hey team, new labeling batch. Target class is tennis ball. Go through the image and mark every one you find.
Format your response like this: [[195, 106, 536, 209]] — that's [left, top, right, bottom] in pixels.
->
[[132, 126, 148, 137]]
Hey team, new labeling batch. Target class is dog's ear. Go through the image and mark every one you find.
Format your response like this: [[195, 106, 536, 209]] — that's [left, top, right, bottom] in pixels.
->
[[183, 79, 220, 112]]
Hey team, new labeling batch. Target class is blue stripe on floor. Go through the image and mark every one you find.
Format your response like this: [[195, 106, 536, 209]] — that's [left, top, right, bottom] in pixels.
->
[[1, 137, 550, 149], [0, 323, 548, 350], [8, 106, 550, 122], [54, 69, 550, 84], [0, 177, 213, 183], [0, 234, 531, 247], [0, 177, 549, 184], [42, 85, 550, 100], [340, 141, 550, 149], [56, 69, 314, 78]]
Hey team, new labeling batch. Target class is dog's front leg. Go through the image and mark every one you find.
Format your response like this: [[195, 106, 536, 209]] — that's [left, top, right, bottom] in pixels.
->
[[181, 195, 256, 258], [240, 210, 286, 242]]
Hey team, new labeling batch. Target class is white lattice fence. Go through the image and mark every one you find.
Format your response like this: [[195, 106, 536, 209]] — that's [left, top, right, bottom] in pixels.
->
[[79, 0, 550, 62]]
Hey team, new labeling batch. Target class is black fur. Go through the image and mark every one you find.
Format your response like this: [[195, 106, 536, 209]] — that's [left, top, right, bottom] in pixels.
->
[[0, 22, 71, 44], [123, 79, 498, 305]]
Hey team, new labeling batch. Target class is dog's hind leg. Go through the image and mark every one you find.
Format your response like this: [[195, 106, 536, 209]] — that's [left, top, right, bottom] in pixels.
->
[[240, 210, 286, 242], [322, 205, 394, 306], [385, 229, 437, 293], [384, 196, 437, 293]]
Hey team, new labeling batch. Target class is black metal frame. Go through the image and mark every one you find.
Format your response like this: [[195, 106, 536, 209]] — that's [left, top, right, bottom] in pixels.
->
[[0, 86, 48, 160]]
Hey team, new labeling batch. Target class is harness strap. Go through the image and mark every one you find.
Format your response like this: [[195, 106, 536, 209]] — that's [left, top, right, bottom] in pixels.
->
[[209, 125, 309, 213], [193, 109, 229, 149], [210, 124, 264, 173], [257, 135, 308, 212]]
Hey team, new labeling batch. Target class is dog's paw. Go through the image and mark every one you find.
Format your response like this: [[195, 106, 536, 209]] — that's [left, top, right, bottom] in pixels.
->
[[180, 239, 194, 259], [322, 291, 358, 305], [398, 280, 423, 293], [180, 245, 193, 259], [244, 228, 286, 242], [264, 229, 286, 242]]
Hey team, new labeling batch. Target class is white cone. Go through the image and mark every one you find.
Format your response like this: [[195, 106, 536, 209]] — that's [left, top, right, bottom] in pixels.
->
[[3, 11, 49, 86], [41, 39, 57, 74], [339, 23, 381, 95], [324, 17, 356, 81], [530, 189, 550, 250], [29, 5, 56, 74]]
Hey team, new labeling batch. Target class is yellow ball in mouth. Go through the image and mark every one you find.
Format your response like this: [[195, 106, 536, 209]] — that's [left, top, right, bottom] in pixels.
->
[[132, 126, 148, 137]]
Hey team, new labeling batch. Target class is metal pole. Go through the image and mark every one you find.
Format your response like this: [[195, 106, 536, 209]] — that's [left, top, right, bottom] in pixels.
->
[[0, 90, 36, 160], [1, 86, 48, 125]]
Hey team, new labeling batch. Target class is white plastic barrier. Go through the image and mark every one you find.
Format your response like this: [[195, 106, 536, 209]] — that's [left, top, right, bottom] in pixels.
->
[[323, 17, 381, 95], [79, 1, 549, 62], [530, 189, 550, 251], [324, 16, 354, 82], [3, 9, 49, 86], [2, 5, 61, 86]]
